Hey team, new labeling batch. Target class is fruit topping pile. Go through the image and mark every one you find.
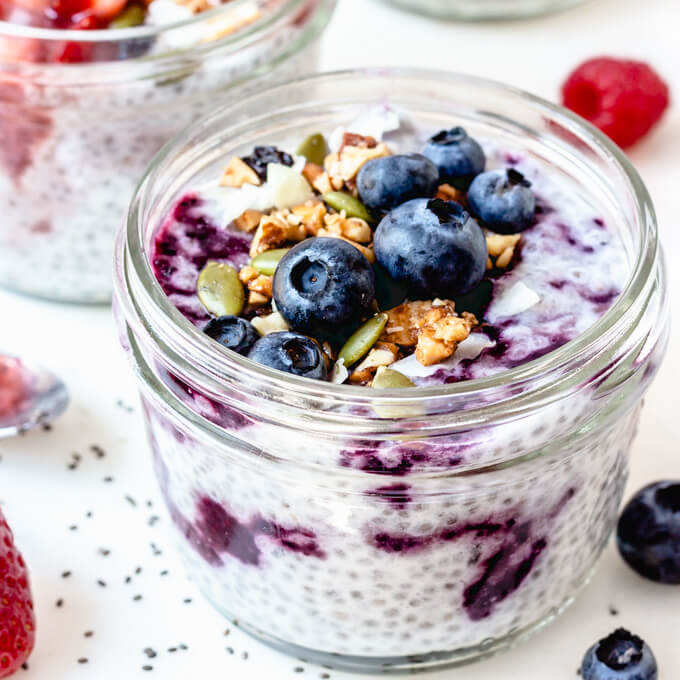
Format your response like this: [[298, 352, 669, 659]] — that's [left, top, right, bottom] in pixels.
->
[[192, 126, 538, 386], [0, 0, 257, 63]]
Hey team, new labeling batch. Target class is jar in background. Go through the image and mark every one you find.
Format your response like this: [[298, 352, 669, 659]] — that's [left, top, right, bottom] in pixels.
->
[[0, 0, 335, 302], [382, 0, 587, 20]]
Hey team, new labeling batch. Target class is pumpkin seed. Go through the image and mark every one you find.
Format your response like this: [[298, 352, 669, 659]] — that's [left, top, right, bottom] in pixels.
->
[[110, 4, 146, 28], [323, 192, 373, 223], [250, 248, 290, 276], [372, 367, 415, 389], [197, 262, 244, 317], [297, 133, 328, 166], [338, 313, 388, 367]]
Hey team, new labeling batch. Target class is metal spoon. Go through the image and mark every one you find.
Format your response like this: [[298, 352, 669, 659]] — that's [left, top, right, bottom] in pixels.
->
[[0, 354, 69, 437]]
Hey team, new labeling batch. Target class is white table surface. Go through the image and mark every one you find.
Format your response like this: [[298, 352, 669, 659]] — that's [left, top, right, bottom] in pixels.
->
[[1, 0, 679, 677]]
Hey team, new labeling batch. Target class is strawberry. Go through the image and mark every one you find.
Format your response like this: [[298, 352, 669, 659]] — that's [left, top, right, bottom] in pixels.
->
[[0, 511, 35, 678]]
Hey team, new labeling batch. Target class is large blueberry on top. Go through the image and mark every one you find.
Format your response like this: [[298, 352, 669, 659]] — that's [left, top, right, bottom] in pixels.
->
[[357, 154, 439, 212], [423, 127, 486, 188], [248, 331, 328, 381], [203, 315, 259, 355], [373, 198, 487, 298], [467, 168, 536, 234], [617, 480, 680, 583], [273, 237, 375, 340], [581, 628, 658, 680]]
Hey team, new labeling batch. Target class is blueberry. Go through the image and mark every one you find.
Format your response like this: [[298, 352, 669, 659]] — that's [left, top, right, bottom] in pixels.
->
[[581, 628, 658, 680], [273, 237, 375, 340], [357, 154, 439, 212], [241, 146, 293, 182], [617, 480, 680, 583], [247, 331, 328, 380], [423, 127, 486, 188], [467, 168, 536, 234], [203, 315, 259, 355], [374, 198, 487, 298]]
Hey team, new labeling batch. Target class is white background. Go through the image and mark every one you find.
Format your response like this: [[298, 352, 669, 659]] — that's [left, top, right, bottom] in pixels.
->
[[1, 0, 679, 677]]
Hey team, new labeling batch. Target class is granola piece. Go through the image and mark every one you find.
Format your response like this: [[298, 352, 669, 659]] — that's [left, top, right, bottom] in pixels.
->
[[302, 162, 324, 185], [415, 313, 475, 366], [315, 230, 375, 263], [486, 233, 521, 270], [339, 132, 378, 151], [247, 274, 273, 298], [219, 156, 261, 188], [435, 183, 466, 203], [324, 143, 391, 190], [249, 211, 306, 257], [323, 212, 372, 243], [291, 201, 327, 236], [311, 171, 333, 195], [238, 265, 259, 284], [248, 291, 269, 307], [381, 300, 476, 367], [349, 343, 400, 384], [382, 300, 457, 346], [233, 209, 263, 233]]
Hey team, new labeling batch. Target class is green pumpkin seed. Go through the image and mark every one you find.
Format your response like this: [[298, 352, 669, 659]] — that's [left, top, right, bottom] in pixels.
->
[[250, 248, 291, 276], [338, 313, 388, 367], [297, 133, 328, 166], [323, 192, 373, 223], [110, 4, 146, 28], [372, 367, 415, 389], [197, 262, 244, 317]]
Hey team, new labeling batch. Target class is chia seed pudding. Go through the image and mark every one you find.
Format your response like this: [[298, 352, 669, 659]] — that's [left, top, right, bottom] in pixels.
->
[[114, 71, 669, 671], [0, 0, 335, 302]]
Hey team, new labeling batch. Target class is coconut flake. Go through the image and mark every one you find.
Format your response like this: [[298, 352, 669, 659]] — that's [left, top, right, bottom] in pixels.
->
[[331, 358, 348, 384], [490, 281, 541, 318], [218, 183, 273, 227], [329, 105, 402, 151]]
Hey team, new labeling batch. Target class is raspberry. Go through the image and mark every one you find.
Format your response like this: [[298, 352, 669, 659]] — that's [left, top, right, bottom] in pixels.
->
[[0, 512, 35, 678], [561, 57, 670, 149]]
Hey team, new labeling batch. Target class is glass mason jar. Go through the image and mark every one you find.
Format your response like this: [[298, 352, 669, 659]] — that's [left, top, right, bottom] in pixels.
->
[[0, 0, 335, 303], [114, 69, 669, 671], [381, 0, 587, 20]]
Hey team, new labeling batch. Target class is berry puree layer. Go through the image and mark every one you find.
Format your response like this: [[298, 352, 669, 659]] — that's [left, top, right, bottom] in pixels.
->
[[116, 75, 668, 671], [0, 0, 334, 302]]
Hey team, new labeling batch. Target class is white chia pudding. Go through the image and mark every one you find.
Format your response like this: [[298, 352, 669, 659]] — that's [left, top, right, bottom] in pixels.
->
[[0, 0, 335, 302], [115, 84, 668, 671]]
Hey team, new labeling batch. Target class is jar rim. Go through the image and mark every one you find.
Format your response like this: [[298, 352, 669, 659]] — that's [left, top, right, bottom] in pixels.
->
[[0, 0, 304, 45], [118, 67, 662, 415]]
